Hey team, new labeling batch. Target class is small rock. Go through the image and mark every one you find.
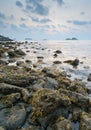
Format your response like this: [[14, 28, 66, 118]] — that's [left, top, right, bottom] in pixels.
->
[[37, 56, 44, 59], [15, 49, 26, 56], [55, 50, 62, 54], [87, 73, 91, 81], [73, 59, 79, 66], [44, 77, 58, 89], [16, 61, 24, 66], [53, 61, 62, 64]]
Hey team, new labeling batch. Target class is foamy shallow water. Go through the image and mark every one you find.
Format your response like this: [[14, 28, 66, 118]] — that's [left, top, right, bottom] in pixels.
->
[[17, 40, 91, 87]]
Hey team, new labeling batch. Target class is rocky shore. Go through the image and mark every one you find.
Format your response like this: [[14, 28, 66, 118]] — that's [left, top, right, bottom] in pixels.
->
[[0, 41, 91, 130]]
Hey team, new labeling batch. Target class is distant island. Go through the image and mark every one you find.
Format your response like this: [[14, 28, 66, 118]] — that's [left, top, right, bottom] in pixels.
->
[[25, 38, 32, 40], [66, 37, 78, 40], [0, 35, 13, 41]]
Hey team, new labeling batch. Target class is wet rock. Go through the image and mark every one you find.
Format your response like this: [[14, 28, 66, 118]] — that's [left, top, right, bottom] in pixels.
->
[[14, 49, 26, 56], [57, 77, 71, 88], [59, 88, 89, 111], [0, 83, 30, 102], [18, 125, 41, 130], [73, 59, 79, 66], [0, 104, 26, 130], [30, 88, 71, 125], [87, 73, 91, 81], [53, 61, 62, 64], [54, 50, 62, 54], [0, 46, 8, 57], [0, 93, 20, 108], [0, 59, 9, 65], [80, 112, 91, 130], [44, 77, 58, 89], [32, 80, 45, 91], [1, 52, 8, 58], [72, 107, 82, 122], [8, 58, 16, 63], [0, 65, 36, 87], [8, 50, 18, 58], [16, 61, 25, 66], [64, 59, 79, 66], [8, 49, 26, 58], [67, 81, 88, 96], [52, 116, 73, 130], [25, 60, 32, 64], [37, 56, 44, 59], [53, 53, 58, 58], [42, 67, 57, 78]]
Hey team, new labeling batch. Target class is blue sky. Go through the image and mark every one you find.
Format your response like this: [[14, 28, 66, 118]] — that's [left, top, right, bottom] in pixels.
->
[[0, 0, 91, 40]]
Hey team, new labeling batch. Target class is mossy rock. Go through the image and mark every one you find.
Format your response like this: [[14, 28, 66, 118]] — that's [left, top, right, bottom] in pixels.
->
[[80, 112, 91, 130], [52, 116, 73, 130], [30, 88, 71, 123], [0, 65, 36, 87], [0, 93, 20, 107]]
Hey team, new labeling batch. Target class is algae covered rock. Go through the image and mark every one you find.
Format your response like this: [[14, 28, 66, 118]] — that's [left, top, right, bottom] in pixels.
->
[[80, 112, 91, 130], [0, 93, 20, 107], [30, 88, 71, 123], [0, 83, 30, 102], [0, 65, 36, 87], [0, 104, 26, 130], [52, 116, 73, 130], [59, 88, 89, 111]]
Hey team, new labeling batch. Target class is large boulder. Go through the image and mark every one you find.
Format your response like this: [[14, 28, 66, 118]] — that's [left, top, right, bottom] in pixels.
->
[[30, 88, 71, 126], [0, 104, 26, 130]]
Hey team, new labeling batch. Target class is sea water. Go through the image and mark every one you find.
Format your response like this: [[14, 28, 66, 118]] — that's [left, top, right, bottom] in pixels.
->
[[18, 40, 91, 87]]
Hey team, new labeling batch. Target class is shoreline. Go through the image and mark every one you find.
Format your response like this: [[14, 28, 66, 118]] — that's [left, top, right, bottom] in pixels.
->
[[0, 41, 91, 130]]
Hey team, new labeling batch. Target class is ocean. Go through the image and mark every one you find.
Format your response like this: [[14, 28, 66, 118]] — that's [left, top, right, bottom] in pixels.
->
[[18, 40, 91, 88]]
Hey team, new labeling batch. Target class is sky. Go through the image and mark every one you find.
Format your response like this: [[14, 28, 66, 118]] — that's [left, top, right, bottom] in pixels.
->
[[0, 0, 91, 40]]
